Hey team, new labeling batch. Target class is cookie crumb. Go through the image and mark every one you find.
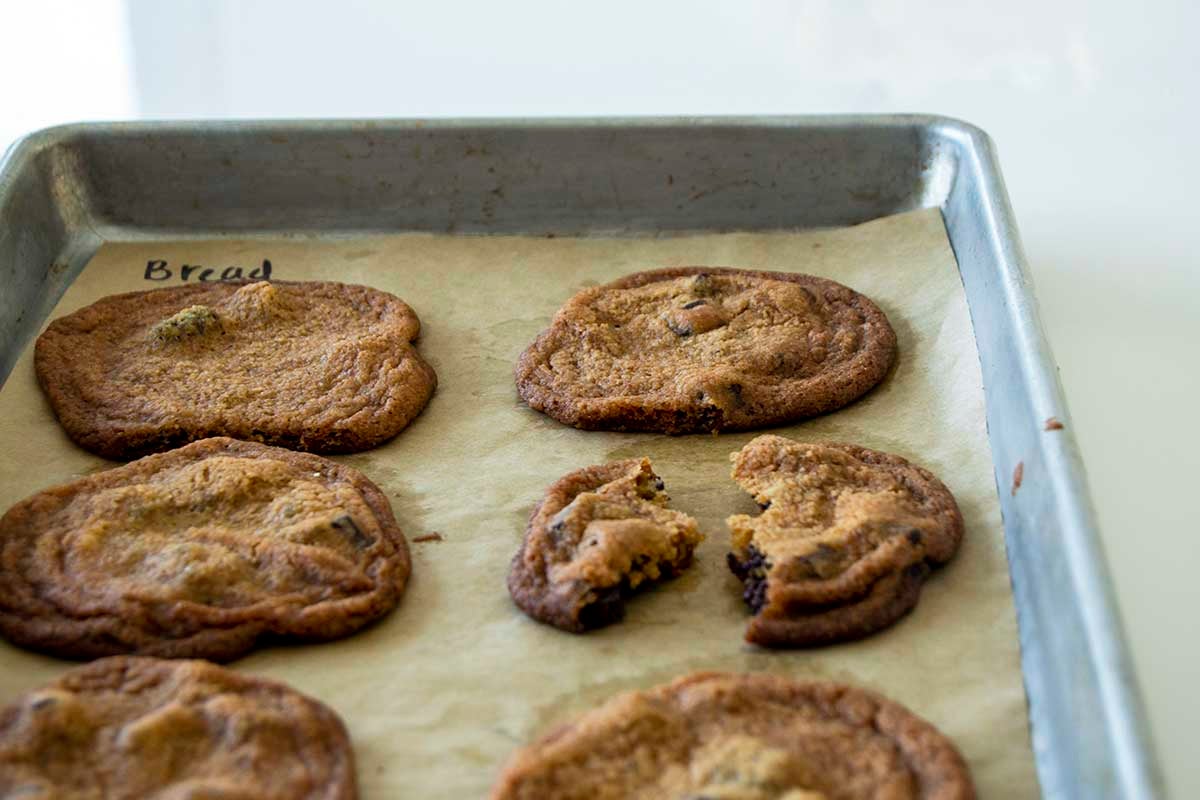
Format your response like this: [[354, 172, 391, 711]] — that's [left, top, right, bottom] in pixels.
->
[[1044, 417, 1064, 431], [1012, 461, 1024, 495], [413, 533, 444, 543]]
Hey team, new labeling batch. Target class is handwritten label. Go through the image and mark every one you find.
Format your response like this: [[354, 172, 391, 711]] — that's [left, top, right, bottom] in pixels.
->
[[143, 259, 273, 282]]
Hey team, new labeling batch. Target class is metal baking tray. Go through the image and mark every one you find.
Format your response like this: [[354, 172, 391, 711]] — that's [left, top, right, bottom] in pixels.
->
[[0, 116, 1162, 798]]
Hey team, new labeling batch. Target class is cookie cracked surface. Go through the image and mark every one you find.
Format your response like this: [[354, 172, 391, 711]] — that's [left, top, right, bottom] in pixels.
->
[[727, 435, 963, 647], [507, 458, 703, 632], [35, 280, 437, 459], [0, 437, 409, 662], [490, 672, 975, 799], [516, 268, 896, 434], [0, 656, 356, 799]]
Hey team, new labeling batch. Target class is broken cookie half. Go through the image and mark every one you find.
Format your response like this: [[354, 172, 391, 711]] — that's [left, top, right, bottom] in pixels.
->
[[507, 458, 703, 632], [726, 435, 963, 647]]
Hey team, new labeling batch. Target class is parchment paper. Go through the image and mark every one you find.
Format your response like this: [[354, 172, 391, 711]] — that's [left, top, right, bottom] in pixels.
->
[[0, 208, 1038, 798]]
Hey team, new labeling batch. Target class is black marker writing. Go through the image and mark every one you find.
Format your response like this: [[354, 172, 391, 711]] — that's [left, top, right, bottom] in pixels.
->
[[144, 260, 170, 280], [143, 259, 273, 282]]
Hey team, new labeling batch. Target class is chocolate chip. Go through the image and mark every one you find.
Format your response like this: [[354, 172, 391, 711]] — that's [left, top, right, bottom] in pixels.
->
[[907, 529, 923, 545], [757, 499, 772, 510], [726, 545, 767, 580], [905, 562, 931, 580], [30, 696, 56, 711], [743, 577, 768, 613], [694, 404, 724, 431], [666, 299, 726, 338], [727, 545, 771, 613], [792, 543, 844, 580], [331, 515, 374, 549], [633, 471, 664, 500], [577, 585, 625, 630]]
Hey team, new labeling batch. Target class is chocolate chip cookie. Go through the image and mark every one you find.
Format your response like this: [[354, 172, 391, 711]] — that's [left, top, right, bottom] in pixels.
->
[[516, 268, 896, 433], [490, 672, 975, 799], [35, 280, 437, 459], [507, 458, 703, 632], [726, 435, 963, 647], [0, 437, 409, 661], [0, 656, 356, 799]]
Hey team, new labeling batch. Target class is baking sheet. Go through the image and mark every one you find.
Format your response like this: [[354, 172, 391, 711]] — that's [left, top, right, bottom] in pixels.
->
[[0, 208, 1037, 798]]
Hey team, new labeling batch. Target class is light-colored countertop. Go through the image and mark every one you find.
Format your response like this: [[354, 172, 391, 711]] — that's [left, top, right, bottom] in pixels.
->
[[3, 1, 1196, 795]]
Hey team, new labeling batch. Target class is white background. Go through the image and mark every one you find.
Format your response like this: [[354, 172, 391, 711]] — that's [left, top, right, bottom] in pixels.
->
[[2, 1, 1197, 796]]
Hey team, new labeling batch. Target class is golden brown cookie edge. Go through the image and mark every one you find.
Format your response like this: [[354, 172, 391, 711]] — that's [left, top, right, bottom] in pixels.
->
[[0, 656, 359, 800], [728, 436, 965, 649], [33, 280, 437, 460], [489, 671, 976, 800], [0, 437, 410, 662], [515, 266, 898, 434]]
